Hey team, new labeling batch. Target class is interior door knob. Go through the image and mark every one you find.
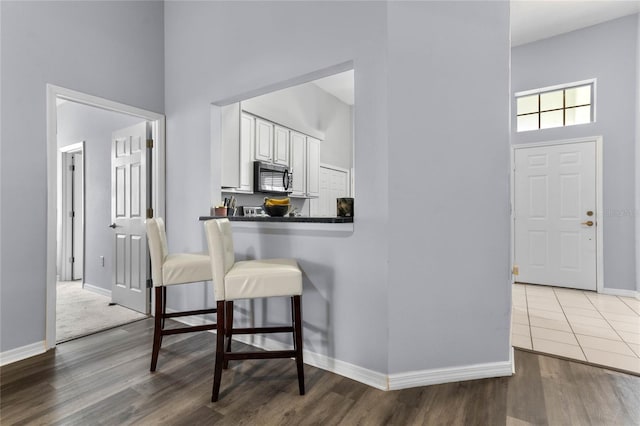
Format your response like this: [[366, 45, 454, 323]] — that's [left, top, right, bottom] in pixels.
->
[[581, 221, 594, 227], [109, 223, 117, 229]]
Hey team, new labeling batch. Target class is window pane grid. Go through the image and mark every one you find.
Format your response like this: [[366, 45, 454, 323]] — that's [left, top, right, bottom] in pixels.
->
[[516, 83, 593, 132]]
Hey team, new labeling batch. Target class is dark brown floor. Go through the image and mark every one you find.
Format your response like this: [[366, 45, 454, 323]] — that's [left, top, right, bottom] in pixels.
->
[[1, 319, 639, 425]]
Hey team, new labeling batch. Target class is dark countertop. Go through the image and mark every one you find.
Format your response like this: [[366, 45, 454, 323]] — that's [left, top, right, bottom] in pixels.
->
[[199, 215, 353, 223]]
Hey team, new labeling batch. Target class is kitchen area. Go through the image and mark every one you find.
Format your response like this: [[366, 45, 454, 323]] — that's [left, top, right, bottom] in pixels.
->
[[203, 70, 354, 226]]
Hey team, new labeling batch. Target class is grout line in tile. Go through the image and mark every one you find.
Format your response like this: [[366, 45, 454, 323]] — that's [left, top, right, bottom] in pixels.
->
[[553, 287, 588, 361], [584, 291, 639, 358]]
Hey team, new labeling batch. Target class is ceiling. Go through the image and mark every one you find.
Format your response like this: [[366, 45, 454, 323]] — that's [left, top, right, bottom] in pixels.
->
[[511, 0, 640, 46], [311, 70, 354, 106], [303, 2, 640, 103]]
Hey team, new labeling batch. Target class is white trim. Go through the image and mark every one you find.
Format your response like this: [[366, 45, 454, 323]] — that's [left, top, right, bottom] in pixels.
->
[[169, 314, 511, 392], [600, 287, 640, 300], [83, 283, 112, 298], [387, 358, 513, 391], [0, 341, 46, 367], [511, 136, 605, 293], [237, 333, 388, 391], [514, 78, 596, 98], [46, 84, 166, 351], [168, 313, 387, 390]]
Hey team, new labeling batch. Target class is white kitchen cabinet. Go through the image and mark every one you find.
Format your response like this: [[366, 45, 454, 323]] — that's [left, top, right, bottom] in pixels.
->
[[289, 131, 306, 197], [273, 125, 290, 166], [238, 113, 255, 192], [254, 118, 273, 163], [220, 103, 241, 188], [306, 137, 321, 198]]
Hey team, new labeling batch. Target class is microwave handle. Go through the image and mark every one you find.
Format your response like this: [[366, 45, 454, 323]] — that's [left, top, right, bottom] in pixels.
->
[[283, 170, 290, 191]]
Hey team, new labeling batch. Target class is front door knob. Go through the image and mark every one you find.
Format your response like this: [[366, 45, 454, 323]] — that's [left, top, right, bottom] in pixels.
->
[[581, 221, 594, 227], [109, 223, 117, 229]]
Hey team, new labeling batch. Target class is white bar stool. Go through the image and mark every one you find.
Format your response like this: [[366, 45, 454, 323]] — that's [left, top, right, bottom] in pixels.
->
[[146, 218, 217, 371], [204, 218, 305, 402]]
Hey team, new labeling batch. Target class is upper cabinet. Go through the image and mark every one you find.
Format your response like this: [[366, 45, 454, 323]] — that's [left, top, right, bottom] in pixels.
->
[[223, 110, 321, 197], [238, 113, 255, 192], [254, 120, 290, 166], [289, 131, 307, 197], [220, 103, 241, 189], [254, 118, 273, 163], [306, 137, 320, 198], [273, 125, 290, 166]]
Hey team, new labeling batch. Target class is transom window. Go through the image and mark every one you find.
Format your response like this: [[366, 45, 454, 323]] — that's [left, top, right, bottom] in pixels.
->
[[516, 81, 595, 132]]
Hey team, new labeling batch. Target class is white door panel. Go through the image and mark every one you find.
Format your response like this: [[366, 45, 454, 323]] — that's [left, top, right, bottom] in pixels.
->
[[111, 122, 150, 313], [514, 141, 597, 290]]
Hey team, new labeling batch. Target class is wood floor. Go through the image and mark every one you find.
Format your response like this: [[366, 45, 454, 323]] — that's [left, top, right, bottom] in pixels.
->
[[1, 319, 639, 425]]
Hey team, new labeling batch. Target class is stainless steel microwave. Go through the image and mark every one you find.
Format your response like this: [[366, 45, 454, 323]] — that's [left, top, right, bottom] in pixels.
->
[[253, 161, 292, 194]]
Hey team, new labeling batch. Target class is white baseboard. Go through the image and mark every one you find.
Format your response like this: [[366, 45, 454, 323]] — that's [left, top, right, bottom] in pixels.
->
[[600, 287, 639, 299], [387, 357, 513, 391], [169, 314, 510, 392], [83, 283, 112, 298], [0, 341, 46, 367], [233, 333, 388, 391]]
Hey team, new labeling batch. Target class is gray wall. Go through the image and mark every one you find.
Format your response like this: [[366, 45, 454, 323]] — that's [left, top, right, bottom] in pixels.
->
[[166, 0, 510, 375], [387, 1, 511, 372], [0, 0, 164, 352], [57, 102, 145, 292], [242, 81, 354, 170], [165, 0, 390, 373], [636, 13, 640, 292], [512, 14, 639, 292]]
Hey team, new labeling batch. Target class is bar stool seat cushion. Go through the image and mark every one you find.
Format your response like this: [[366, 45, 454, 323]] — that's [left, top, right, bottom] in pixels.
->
[[225, 258, 302, 300], [162, 252, 211, 286]]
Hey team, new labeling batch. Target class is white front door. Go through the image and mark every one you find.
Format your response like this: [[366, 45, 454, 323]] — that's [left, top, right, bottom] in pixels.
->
[[111, 122, 150, 313], [514, 141, 597, 290]]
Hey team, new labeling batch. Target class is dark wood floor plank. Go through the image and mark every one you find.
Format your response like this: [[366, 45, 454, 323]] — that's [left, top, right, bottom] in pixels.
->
[[1, 319, 639, 425]]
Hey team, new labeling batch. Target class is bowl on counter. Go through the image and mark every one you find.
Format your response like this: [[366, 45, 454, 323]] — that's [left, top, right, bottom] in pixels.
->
[[262, 203, 290, 217]]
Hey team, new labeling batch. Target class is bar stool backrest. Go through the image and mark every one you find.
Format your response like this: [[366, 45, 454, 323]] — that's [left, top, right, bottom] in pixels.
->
[[204, 219, 236, 301], [146, 218, 169, 287]]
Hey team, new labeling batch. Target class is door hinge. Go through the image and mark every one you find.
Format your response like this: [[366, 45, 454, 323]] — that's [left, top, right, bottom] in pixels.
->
[[146, 139, 154, 149], [146, 279, 153, 288], [69, 165, 75, 171], [146, 208, 154, 219], [512, 265, 519, 276], [69, 257, 75, 263]]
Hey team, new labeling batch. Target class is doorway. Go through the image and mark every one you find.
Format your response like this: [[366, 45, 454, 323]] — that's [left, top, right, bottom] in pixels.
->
[[46, 85, 166, 348], [512, 137, 603, 291], [59, 143, 84, 282]]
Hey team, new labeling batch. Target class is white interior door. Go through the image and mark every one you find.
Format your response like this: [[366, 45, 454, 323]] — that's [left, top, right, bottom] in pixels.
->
[[72, 152, 83, 280], [514, 141, 597, 290], [111, 122, 150, 313], [310, 165, 350, 217]]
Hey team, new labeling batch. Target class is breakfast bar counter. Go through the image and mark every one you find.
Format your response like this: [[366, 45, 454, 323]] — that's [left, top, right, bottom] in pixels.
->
[[199, 215, 353, 234], [198, 215, 353, 223]]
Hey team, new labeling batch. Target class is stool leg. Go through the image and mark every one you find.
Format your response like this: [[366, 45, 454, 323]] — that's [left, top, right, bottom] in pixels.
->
[[212, 300, 226, 402], [150, 286, 163, 372], [161, 286, 167, 329], [223, 300, 234, 369], [292, 295, 305, 395]]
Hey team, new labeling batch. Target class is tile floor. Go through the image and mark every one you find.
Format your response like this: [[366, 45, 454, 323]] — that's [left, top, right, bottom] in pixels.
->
[[512, 283, 640, 375]]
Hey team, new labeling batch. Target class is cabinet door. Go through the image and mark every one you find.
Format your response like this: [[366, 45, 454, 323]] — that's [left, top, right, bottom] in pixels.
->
[[220, 103, 240, 188], [306, 137, 321, 198], [273, 125, 290, 166], [289, 131, 306, 196], [239, 113, 255, 192], [254, 118, 273, 162]]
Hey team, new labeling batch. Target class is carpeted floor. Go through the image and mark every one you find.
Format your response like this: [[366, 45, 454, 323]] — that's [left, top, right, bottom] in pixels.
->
[[56, 281, 147, 342]]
